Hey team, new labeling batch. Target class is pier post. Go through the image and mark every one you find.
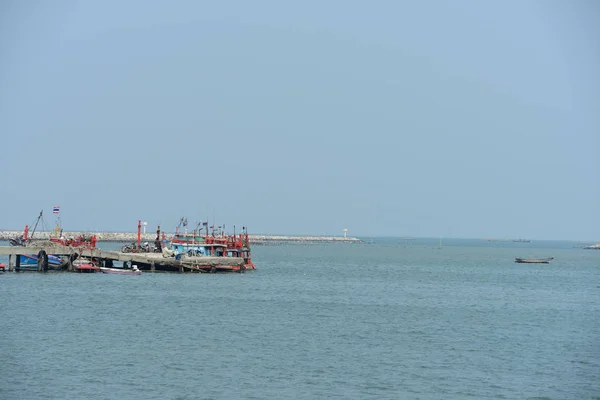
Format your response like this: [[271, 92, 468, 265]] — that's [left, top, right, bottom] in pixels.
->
[[15, 254, 21, 272], [151, 261, 155, 272], [67, 254, 76, 272], [8, 254, 13, 272], [37, 251, 48, 272]]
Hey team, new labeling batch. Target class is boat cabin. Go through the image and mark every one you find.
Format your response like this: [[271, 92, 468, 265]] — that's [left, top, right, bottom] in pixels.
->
[[227, 248, 251, 259], [169, 242, 228, 257]]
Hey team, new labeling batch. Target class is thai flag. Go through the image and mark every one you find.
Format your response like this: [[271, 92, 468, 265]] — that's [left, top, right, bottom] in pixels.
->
[[52, 206, 60, 214]]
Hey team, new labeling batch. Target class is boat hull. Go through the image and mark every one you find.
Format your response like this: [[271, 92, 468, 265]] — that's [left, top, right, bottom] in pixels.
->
[[100, 267, 141, 275], [75, 264, 101, 273], [184, 263, 255, 273], [18, 254, 67, 270], [515, 257, 553, 264]]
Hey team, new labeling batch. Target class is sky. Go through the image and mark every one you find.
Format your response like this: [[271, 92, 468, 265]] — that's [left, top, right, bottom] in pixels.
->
[[1, 0, 598, 240]]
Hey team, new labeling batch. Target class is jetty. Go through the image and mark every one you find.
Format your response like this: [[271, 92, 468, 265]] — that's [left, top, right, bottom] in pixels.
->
[[0, 231, 362, 244], [583, 243, 600, 250]]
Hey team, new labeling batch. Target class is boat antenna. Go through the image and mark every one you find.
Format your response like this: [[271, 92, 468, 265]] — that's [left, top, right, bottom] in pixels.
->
[[212, 208, 215, 237]]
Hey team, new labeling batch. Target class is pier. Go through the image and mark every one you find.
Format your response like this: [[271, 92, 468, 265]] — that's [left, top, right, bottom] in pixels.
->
[[0, 229, 361, 273], [0, 245, 246, 273]]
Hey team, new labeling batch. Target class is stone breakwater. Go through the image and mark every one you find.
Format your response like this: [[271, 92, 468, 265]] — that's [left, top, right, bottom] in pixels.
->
[[0, 231, 362, 244]]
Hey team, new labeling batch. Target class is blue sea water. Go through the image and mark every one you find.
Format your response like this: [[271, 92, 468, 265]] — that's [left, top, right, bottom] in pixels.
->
[[1, 238, 599, 399]]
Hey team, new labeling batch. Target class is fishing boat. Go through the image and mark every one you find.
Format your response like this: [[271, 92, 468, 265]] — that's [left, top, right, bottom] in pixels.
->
[[48, 207, 97, 249], [166, 218, 255, 272], [71, 258, 100, 273], [49, 234, 97, 249], [10, 210, 68, 270], [515, 257, 554, 264], [11, 208, 97, 271], [19, 254, 67, 270], [9, 211, 43, 247], [100, 266, 141, 275]]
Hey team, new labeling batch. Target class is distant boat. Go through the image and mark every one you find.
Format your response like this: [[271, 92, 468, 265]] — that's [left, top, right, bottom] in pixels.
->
[[583, 244, 600, 250], [515, 257, 553, 264], [488, 238, 531, 243]]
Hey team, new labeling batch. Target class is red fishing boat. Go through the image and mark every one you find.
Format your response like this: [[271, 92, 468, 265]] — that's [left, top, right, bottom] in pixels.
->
[[167, 218, 255, 273], [48, 209, 97, 249], [72, 258, 101, 273], [50, 234, 97, 249]]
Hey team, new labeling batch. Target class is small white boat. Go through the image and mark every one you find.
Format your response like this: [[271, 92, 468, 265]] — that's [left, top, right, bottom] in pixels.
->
[[100, 266, 141, 275]]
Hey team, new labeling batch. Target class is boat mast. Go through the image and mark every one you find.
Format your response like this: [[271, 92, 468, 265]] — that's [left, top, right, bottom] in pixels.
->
[[54, 210, 62, 238], [29, 210, 43, 241], [137, 220, 142, 247]]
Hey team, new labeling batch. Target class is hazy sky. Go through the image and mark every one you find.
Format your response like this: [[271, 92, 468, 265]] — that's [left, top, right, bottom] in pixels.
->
[[1, 1, 598, 240]]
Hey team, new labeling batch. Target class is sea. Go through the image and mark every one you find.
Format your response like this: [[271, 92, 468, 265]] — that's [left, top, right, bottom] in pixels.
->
[[1, 238, 599, 400]]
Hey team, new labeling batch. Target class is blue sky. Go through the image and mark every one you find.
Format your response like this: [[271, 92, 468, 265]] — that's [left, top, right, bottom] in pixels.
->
[[1, 0, 598, 240]]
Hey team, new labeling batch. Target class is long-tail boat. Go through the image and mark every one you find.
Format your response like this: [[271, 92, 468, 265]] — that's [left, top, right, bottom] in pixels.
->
[[515, 257, 554, 264]]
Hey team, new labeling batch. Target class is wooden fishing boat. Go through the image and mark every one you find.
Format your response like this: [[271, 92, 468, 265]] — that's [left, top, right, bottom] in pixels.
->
[[11, 209, 96, 271], [515, 257, 554, 264], [19, 254, 68, 270], [166, 218, 255, 272]]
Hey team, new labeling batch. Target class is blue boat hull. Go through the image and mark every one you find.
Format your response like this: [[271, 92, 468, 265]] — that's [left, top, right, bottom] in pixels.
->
[[18, 254, 66, 270]]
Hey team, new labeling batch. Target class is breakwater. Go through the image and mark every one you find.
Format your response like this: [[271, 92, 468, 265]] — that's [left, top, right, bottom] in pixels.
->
[[0, 231, 362, 245]]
